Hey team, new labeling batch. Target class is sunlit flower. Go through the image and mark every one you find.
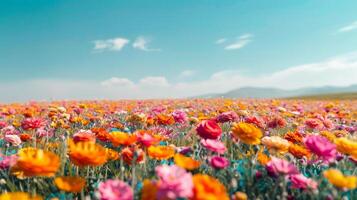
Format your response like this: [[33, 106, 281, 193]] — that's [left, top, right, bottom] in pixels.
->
[[233, 192, 248, 200], [121, 147, 145, 165], [148, 145, 175, 160], [335, 137, 357, 158], [11, 148, 60, 177], [109, 131, 137, 147], [21, 117, 45, 130], [289, 174, 318, 190], [172, 110, 188, 124], [0, 192, 42, 200], [4, 134, 21, 146], [284, 131, 303, 144], [155, 165, 193, 199], [261, 136, 290, 153], [191, 174, 229, 200], [156, 114, 175, 125], [73, 129, 96, 143], [174, 154, 200, 170], [288, 144, 311, 159], [196, 120, 222, 139], [105, 148, 120, 161], [68, 140, 107, 167], [136, 130, 159, 147], [266, 157, 299, 176], [324, 169, 357, 190], [304, 135, 337, 163], [231, 122, 262, 145], [257, 151, 271, 165], [97, 179, 133, 200], [54, 176, 86, 193]]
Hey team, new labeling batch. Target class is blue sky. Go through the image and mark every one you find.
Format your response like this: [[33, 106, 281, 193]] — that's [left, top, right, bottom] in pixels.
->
[[1, 0, 357, 101]]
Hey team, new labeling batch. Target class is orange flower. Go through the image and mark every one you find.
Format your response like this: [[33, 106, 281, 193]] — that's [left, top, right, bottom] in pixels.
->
[[54, 176, 86, 193], [233, 192, 248, 200], [191, 174, 229, 200], [156, 114, 175, 125], [288, 144, 311, 159], [140, 179, 158, 200], [91, 127, 110, 142], [284, 131, 303, 144], [174, 154, 200, 170], [231, 122, 262, 145], [11, 148, 60, 178], [0, 192, 42, 200], [109, 131, 137, 147], [121, 147, 145, 165], [68, 140, 107, 167], [324, 169, 357, 190], [261, 136, 290, 154], [148, 146, 175, 160], [19, 133, 32, 142], [105, 148, 120, 161], [257, 151, 271, 165]]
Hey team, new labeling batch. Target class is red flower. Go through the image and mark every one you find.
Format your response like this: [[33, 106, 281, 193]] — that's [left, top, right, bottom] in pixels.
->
[[196, 120, 222, 139]]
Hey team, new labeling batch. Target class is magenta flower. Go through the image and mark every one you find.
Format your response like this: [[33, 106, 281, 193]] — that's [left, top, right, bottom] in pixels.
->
[[304, 135, 336, 163], [172, 110, 188, 124], [0, 155, 17, 169], [266, 157, 299, 176], [155, 165, 193, 199], [210, 156, 229, 169], [137, 133, 157, 147], [21, 117, 45, 130], [215, 111, 238, 123], [289, 174, 318, 190], [200, 139, 226, 154], [97, 179, 133, 200]]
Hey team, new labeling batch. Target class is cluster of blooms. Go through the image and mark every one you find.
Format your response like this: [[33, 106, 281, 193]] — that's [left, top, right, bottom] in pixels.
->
[[0, 99, 356, 199]]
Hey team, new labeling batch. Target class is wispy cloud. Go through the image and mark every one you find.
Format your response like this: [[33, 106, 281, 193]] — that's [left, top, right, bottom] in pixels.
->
[[179, 70, 195, 78], [224, 34, 253, 50], [215, 38, 227, 44], [338, 21, 357, 33], [93, 37, 129, 51], [2, 52, 357, 102], [133, 37, 161, 51]]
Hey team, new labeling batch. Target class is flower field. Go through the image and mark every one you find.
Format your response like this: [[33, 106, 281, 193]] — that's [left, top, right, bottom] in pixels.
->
[[0, 99, 356, 200]]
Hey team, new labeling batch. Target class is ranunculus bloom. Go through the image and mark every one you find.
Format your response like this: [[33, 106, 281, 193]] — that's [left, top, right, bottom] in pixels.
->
[[73, 129, 96, 143], [267, 116, 286, 129], [97, 179, 133, 200], [155, 165, 193, 199], [266, 157, 299, 176], [121, 147, 145, 165], [196, 120, 222, 139], [172, 110, 188, 124], [21, 117, 45, 130], [191, 174, 229, 200], [148, 146, 175, 160], [324, 169, 357, 190], [4, 134, 22, 146], [210, 156, 229, 169], [36, 128, 54, 138], [2, 125, 19, 135], [0, 155, 17, 169], [215, 111, 238, 123], [261, 136, 290, 153], [54, 176, 86, 193], [200, 139, 227, 154], [304, 135, 337, 163], [289, 174, 318, 190], [136, 131, 159, 147], [305, 119, 323, 130], [231, 122, 262, 145], [174, 154, 200, 170], [68, 140, 108, 167]]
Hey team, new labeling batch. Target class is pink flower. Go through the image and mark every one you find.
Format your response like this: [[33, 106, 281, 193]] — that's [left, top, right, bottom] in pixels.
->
[[137, 132, 157, 147], [210, 156, 229, 169], [73, 129, 96, 143], [36, 128, 54, 138], [1, 126, 19, 135], [172, 110, 188, 124], [289, 174, 318, 190], [304, 135, 336, 163], [215, 111, 238, 123], [4, 135, 21, 146], [21, 117, 45, 130], [155, 165, 193, 199], [0, 155, 17, 169], [97, 179, 133, 200], [305, 119, 322, 130], [266, 157, 299, 176], [0, 121, 7, 129], [200, 139, 226, 154]]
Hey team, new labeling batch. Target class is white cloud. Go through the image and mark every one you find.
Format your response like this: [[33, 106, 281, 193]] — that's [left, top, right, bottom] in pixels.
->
[[132, 37, 161, 51], [224, 34, 253, 50], [179, 70, 195, 78], [338, 21, 357, 33], [1, 52, 357, 102], [93, 37, 130, 51], [101, 77, 134, 87], [215, 38, 227, 44]]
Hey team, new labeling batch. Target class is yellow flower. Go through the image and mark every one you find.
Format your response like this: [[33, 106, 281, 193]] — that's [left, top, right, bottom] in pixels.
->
[[148, 146, 175, 160], [261, 136, 290, 154], [109, 131, 137, 147], [191, 174, 229, 200], [231, 122, 262, 145], [54, 176, 86, 193], [68, 140, 108, 167], [233, 191, 248, 200], [0, 192, 42, 200], [335, 137, 357, 158], [257, 151, 271, 165], [324, 169, 357, 190], [174, 154, 200, 170], [11, 148, 60, 178]]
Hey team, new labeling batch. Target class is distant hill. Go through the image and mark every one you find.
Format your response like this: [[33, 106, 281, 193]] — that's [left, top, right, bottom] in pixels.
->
[[196, 84, 357, 99], [287, 92, 357, 100]]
